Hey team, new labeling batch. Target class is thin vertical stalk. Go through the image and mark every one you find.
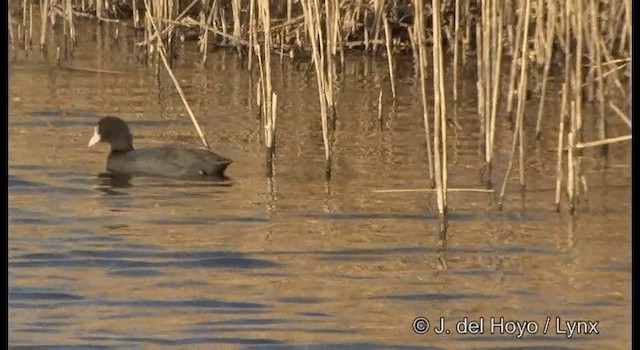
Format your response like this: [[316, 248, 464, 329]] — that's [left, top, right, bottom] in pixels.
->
[[258, 0, 277, 175], [487, 0, 503, 181], [377, 89, 383, 128], [62, 0, 67, 59], [481, 0, 490, 122], [248, 0, 255, 69], [515, 0, 532, 189], [143, 0, 211, 150], [132, 0, 139, 28], [623, 0, 631, 53], [590, 0, 607, 160], [22, 0, 27, 51], [28, 2, 33, 50], [584, 3, 595, 103], [301, 0, 333, 177], [66, 0, 75, 46], [452, 0, 460, 102], [201, 0, 218, 64], [574, 0, 584, 136], [569, 0, 584, 211], [505, 1, 526, 114], [534, 0, 556, 138], [334, 0, 344, 68], [286, 0, 292, 37], [231, 0, 241, 50], [219, 5, 228, 45], [431, 0, 447, 217], [532, 0, 544, 66], [561, 0, 572, 209], [479, 0, 489, 168], [567, 127, 575, 212], [371, 0, 384, 53], [144, 0, 152, 64], [96, 0, 103, 19], [461, 0, 470, 66], [475, 23, 483, 123], [39, 0, 49, 52], [199, 0, 208, 60], [324, 0, 336, 112], [407, 26, 418, 69], [382, 14, 396, 100], [9, 12, 16, 57], [279, 34, 284, 64], [414, 0, 434, 185], [498, 0, 531, 207], [555, 82, 568, 211]]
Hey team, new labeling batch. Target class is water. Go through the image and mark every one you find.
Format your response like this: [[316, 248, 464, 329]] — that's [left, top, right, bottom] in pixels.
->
[[9, 22, 631, 348]]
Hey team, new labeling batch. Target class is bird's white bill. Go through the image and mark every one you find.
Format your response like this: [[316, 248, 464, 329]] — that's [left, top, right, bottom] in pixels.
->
[[88, 127, 101, 147]]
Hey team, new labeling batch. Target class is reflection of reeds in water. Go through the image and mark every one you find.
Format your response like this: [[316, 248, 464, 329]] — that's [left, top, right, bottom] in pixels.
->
[[8, 0, 632, 216]]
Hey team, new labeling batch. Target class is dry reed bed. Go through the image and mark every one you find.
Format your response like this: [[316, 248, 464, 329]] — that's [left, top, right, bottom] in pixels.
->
[[9, 0, 632, 228]]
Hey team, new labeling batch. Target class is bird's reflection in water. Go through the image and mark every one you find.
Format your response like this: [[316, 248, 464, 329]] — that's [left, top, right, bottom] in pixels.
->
[[94, 172, 233, 195], [96, 173, 133, 195]]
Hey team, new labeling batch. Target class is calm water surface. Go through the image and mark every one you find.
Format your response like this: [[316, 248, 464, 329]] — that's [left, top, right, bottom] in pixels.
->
[[9, 22, 631, 349]]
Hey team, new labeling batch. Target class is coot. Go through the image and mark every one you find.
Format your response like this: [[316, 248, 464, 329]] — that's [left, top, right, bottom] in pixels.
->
[[88, 116, 232, 180]]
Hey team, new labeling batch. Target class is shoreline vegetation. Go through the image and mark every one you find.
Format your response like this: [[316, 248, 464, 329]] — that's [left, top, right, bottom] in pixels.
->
[[9, 0, 631, 230]]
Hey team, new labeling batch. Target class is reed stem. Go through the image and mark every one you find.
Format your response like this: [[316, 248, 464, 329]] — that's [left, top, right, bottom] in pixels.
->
[[144, 0, 211, 150]]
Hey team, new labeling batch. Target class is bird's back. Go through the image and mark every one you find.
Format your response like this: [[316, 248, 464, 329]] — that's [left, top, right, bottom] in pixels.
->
[[107, 146, 232, 180]]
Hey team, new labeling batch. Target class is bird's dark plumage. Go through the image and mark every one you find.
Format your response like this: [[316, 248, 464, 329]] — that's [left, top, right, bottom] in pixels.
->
[[88, 116, 232, 180]]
